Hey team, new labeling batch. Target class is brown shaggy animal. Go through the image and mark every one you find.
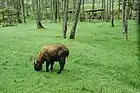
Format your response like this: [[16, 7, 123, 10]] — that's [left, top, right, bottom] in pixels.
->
[[34, 44, 69, 74]]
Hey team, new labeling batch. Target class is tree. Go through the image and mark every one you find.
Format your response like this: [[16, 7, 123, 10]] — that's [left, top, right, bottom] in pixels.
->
[[92, 0, 95, 16], [6, 0, 12, 26], [80, 0, 85, 22], [54, 0, 58, 22], [106, 0, 109, 21], [62, 0, 69, 38], [118, 0, 121, 20], [35, 0, 44, 28], [122, 0, 128, 39], [111, 0, 115, 27], [72, 0, 76, 21], [21, 0, 26, 23], [69, 0, 81, 39]]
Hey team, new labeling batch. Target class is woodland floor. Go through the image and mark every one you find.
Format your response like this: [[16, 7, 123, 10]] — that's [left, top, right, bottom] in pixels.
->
[[0, 20, 139, 93]]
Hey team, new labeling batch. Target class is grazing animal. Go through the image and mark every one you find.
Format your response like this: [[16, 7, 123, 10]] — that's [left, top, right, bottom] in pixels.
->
[[34, 44, 69, 74]]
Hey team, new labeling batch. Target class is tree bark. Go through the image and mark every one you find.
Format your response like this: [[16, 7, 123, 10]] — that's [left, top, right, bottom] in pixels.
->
[[69, 0, 81, 39], [122, 0, 128, 39], [36, 0, 44, 29], [62, 0, 69, 38], [80, 0, 85, 22], [72, 0, 76, 21], [21, 0, 26, 23], [118, 0, 121, 20], [111, 0, 115, 27]]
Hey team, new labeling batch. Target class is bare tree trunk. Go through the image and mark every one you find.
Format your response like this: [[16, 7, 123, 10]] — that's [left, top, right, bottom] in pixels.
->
[[7, 0, 12, 26], [92, 0, 95, 17], [72, 0, 76, 21], [109, 0, 111, 20], [118, 0, 121, 20], [50, 0, 54, 20], [57, 0, 61, 21], [21, 0, 26, 23], [111, 0, 115, 27], [36, 0, 44, 29], [62, 0, 69, 38], [80, 0, 85, 22], [69, 0, 81, 39], [106, 0, 109, 21], [54, 0, 58, 22], [122, 0, 128, 39]]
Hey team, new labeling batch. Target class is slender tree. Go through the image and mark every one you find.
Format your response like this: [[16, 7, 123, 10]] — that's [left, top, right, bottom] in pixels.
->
[[21, 0, 26, 23], [35, 0, 44, 28], [80, 0, 85, 22], [122, 0, 128, 39], [69, 0, 81, 39], [118, 0, 121, 20], [6, 0, 12, 26], [106, 0, 109, 21], [62, 0, 69, 38], [111, 0, 115, 27], [72, 0, 76, 21]]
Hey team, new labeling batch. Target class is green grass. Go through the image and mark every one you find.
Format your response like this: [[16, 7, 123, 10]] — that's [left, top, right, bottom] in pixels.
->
[[0, 20, 139, 93]]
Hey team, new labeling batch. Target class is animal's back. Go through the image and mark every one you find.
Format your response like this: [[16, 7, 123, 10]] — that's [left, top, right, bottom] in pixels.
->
[[40, 44, 69, 58]]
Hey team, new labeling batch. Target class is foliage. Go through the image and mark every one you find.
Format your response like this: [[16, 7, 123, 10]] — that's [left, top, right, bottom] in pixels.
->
[[0, 20, 139, 93]]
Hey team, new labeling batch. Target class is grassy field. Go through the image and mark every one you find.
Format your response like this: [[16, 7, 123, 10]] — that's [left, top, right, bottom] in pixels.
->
[[0, 20, 139, 93]]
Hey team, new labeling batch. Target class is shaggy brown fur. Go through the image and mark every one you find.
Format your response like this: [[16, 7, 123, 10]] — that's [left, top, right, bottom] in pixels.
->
[[34, 43, 69, 74]]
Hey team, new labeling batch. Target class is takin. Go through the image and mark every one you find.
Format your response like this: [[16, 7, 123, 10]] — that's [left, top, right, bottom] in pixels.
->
[[34, 44, 69, 74]]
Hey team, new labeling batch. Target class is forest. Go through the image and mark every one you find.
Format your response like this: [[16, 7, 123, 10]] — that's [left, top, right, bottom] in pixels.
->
[[0, 0, 140, 93]]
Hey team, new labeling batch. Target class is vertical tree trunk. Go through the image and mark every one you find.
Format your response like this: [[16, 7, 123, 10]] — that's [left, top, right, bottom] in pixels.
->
[[92, 0, 95, 17], [36, 0, 44, 29], [72, 0, 76, 21], [50, 0, 54, 20], [62, 0, 69, 38], [118, 0, 121, 20], [7, 0, 12, 26], [21, 0, 26, 23], [57, 0, 61, 21], [54, 0, 58, 22], [122, 0, 128, 39], [109, 0, 111, 20], [106, 0, 109, 21], [111, 0, 115, 27], [80, 0, 85, 22], [69, 0, 81, 39]]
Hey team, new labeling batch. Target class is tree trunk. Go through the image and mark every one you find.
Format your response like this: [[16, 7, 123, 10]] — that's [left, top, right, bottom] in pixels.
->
[[7, 0, 12, 26], [36, 0, 44, 29], [118, 0, 121, 20], [72, 0, 76, 21], [21, 0, 26, 23], [80, 0, 85, 22], [62, 0, 69, 38], [50, 0, 54, 20], [54, 0, 58, 22], [109, 0, 111, 20], [111, 0, 115, 27], [57, 0, 61, 21], [122, 0, 128, 39], [92, 0, 95, 17], [106, 0, 109, 21], [69, 0, 81, 39]]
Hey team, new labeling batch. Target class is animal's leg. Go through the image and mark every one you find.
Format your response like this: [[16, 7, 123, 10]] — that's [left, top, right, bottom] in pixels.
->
[[46, 61, 50, 72], [57, 57, 66, 74], [50, 61, 54, 71]]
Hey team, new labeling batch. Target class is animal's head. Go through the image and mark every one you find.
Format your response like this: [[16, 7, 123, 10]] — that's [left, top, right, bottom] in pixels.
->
[[33, 59, 42, 71]]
